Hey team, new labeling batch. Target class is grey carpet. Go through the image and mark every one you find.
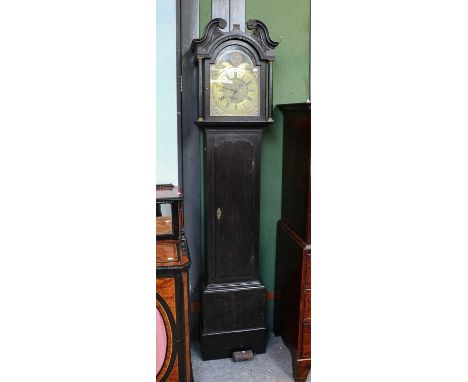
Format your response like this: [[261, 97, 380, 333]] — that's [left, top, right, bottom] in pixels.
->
[[191, 333, 311, 382]]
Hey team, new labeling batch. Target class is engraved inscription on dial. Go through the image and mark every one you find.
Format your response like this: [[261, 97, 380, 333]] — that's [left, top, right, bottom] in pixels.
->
[[210, 48, 260, 117]]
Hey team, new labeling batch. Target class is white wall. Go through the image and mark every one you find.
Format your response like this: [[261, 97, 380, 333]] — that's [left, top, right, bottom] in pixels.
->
[[311, 0, 468, 380]]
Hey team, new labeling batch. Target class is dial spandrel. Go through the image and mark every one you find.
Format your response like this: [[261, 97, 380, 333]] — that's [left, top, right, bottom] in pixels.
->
[[210, 46, 260, 117]]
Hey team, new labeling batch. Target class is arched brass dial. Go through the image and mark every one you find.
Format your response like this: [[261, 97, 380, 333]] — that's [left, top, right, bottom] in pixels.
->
[[210, 49, 260, 116]]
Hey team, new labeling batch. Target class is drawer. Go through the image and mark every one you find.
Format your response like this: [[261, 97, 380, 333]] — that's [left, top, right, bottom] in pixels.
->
[[156, 242, 179, 263], [301, 322, 311, 357], [303, 291, 311, 322]]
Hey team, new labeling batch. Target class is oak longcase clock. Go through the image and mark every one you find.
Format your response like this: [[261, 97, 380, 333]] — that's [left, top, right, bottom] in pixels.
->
[[191, 18, 278, 360]]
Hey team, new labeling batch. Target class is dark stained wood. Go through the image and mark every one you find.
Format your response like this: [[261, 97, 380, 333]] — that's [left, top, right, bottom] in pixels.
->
[[213, 139, 255, 279], [199, 128, 266, 359], [303, 291, 311, 323], [203, 131, 261, 283], [301, 323, 311, 357], [197, 57, 204, 121], [267, 61, 273, 121], [204, 131, 261, 283], [274, 103, 311, 382], [192, 19, 278, 360], [274, 220, 303, 342], [202, 281, 265, 332], [200, 39, 267, 124], [277, 103, 311, 242], [305, 255, 311, 288], [200, 326, 267, 360], [182, 272, 192, 381], [192, 18, 279, 124], [275, 222, 311, 380], [293, 358, 311, 382]]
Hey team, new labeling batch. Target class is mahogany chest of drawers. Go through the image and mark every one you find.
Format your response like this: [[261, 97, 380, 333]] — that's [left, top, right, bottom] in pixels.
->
[[273, 103, 311, 382], [156, 186, 192, 382]]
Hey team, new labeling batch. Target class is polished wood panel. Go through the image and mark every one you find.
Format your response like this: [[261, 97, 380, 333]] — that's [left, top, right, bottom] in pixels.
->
[[156, 188, 192, 382], [293, 359, 311, 382], [156, 242, 179, 263], [166, 356, 178, 382], [156, 278, 177, 322], [183, 272, 191, 380], [305, 255, 311, 288], [301, 323, 311, 357], [303, 291, 311, 323], [157, 216, 173, 235], [156, 240, 190, 269], [156, 271, 191, 382]]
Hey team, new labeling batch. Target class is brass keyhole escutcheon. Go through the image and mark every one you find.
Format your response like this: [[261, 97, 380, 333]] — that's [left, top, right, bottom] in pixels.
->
[[216, 208, 222, 221]]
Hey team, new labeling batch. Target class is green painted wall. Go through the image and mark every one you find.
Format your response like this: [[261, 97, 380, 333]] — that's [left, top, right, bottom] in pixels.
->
[[200, 0, 211, 32], [199, 0, 310, 327]]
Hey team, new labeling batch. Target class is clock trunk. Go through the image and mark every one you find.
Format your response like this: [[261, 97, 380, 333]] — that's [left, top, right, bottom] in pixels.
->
[[199, 128, 267, 360]]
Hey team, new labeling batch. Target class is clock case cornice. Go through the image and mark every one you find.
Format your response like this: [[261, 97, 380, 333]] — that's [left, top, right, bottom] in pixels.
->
[[191, 18, 278, 61], [191, 18, 279, 124]]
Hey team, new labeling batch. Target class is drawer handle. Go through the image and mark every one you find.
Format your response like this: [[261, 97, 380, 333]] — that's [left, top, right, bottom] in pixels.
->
[[216, 208, 222, 221]]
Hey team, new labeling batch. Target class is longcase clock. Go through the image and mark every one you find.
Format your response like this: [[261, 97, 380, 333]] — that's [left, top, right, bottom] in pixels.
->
[[191, 18, 278, 360]]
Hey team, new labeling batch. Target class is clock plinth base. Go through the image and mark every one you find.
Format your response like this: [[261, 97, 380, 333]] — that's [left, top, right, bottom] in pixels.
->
[[200, 326, 267, 361], [199, 280, 267, 360]]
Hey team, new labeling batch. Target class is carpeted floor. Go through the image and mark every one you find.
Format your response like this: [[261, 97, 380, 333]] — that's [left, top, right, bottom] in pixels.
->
[[191, 333, 311, 382]]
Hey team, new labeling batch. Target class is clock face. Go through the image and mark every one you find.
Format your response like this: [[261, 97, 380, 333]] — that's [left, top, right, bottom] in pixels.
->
[[210, 47, 260, 117]]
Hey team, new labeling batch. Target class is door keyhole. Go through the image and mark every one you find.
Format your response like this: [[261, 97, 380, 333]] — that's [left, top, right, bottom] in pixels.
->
[[216, 208, 222, 221]]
